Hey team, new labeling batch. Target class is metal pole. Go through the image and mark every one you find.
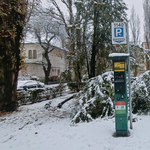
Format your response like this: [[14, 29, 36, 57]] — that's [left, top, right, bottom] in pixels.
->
[[127, 22, 133, 129]]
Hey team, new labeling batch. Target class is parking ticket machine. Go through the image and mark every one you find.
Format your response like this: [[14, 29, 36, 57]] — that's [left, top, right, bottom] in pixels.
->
[[109, 53, 129, 136]]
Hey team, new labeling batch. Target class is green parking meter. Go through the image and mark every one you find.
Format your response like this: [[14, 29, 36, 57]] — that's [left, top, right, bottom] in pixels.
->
[[109, 53, 129, 137]]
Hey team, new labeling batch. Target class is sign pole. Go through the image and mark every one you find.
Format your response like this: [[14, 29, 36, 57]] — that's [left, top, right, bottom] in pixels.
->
[[126, 22, 133, 129]]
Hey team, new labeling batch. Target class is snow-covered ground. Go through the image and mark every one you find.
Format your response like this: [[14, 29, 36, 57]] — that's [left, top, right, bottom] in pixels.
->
[[0, 94, 150, 150]]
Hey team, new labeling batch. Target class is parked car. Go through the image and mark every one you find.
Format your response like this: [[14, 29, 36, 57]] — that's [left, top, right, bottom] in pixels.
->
[[17, 80, 45, 91]]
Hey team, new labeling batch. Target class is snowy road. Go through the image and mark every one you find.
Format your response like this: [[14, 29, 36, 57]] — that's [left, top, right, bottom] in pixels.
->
[[0, 95, 150, 150]]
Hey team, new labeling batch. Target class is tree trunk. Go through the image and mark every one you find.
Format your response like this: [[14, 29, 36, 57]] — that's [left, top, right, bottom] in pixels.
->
[[0, 41, 19, 111], [0, 0, 27, 112], [57, 95, 74, 108], [42, 51, 52, 84], [90, 5, 99, 78]]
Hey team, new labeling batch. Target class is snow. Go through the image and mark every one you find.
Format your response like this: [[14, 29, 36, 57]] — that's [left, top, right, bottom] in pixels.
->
[[1, 94, 150, 150], [109, 53, 130, 57]]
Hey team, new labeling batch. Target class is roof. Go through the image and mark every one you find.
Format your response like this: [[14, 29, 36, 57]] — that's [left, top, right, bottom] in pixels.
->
[[24, 43, 68, 52]]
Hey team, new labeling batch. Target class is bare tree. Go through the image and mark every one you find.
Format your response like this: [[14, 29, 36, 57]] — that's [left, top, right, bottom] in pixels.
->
[[32, 14, 61, 84], [130, 6, 140, 45], [49, 0, 85, 91], [24, 0, 41, 36]]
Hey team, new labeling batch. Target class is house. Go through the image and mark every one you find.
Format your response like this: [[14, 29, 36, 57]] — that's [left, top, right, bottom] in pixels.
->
[[19, 43, 68, 80], [142, 42, 150, 49], [142, 42, 150, 71]]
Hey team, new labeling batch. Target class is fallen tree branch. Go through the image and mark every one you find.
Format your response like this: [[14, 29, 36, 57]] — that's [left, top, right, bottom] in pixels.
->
[[57, 95, 74, 108]]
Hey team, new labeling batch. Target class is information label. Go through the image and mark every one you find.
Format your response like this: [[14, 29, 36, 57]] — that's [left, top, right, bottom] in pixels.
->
[[115, 101, 126, 114], [114, 62, 125, 69]]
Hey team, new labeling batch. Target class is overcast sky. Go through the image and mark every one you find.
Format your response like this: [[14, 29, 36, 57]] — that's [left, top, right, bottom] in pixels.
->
[[124, 0, 144, 42]]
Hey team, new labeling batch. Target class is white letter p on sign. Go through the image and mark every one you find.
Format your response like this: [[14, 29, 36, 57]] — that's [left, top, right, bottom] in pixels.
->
[[116, 29, 122, 37]]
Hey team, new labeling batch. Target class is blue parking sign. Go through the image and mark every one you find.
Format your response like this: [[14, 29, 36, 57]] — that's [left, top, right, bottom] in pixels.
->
[[114, 28, 124, 37], [112, 22, 126, 44]]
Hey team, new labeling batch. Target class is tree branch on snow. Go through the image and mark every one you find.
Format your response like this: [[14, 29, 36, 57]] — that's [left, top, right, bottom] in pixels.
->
[[57, 95, 74, 108]]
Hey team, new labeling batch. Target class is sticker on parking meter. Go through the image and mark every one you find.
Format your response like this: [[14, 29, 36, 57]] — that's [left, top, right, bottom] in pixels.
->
[[115, 101, 126, 114], [114, 62, 125, 69]]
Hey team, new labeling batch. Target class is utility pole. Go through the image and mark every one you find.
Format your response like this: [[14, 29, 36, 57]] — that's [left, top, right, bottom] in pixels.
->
[[127, 22, 133, 129]]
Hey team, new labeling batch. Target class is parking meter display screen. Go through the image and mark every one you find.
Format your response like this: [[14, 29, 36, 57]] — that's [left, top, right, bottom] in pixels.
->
[[114, 72, 125, 94], [114, 72, 125, 82]]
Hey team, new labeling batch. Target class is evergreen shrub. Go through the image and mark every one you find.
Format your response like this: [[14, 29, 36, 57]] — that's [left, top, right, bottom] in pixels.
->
[[72, 71, 114, 123], [131, 71, 150, 114]]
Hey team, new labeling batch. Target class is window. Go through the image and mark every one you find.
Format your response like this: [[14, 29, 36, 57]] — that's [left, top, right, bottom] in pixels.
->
[[33, 50, 37, 59], [28, 50, 32, 59], [28, 50, 37, 59]]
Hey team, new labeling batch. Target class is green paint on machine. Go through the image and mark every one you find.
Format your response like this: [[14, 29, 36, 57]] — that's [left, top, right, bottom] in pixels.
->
[[115, 110, 126, 114]]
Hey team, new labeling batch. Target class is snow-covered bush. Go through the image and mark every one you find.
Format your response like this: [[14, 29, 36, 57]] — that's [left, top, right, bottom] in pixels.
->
[[71, 70, 150, 123], [17, 84, 67, 105], [131, 71, 150, 114], [71, 71, 114, 123]]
